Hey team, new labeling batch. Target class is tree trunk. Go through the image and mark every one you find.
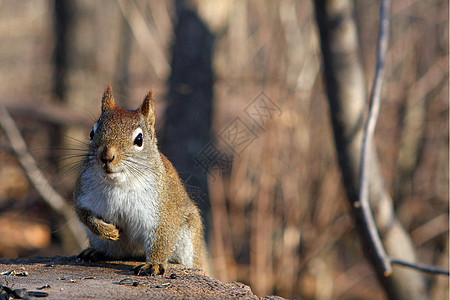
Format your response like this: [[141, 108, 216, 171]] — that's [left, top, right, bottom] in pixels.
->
[[313, 1, 427, 299], [160, 0, 214, 232]]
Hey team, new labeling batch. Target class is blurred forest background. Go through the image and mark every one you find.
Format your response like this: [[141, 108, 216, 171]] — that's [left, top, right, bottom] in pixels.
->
[[0, 0, 448, 299]]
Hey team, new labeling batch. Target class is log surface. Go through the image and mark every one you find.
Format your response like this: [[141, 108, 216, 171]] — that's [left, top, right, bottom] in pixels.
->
[[0, 256, 275, 299]]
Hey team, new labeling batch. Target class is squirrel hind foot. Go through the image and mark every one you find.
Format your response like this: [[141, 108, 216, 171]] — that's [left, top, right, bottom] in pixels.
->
[[77, 247, 107, 263], [133, 263, 165, 276]]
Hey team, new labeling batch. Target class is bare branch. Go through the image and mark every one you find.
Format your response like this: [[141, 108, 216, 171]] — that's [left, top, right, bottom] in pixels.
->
[[0, 104, 87, 249], [391, 258, 450, 276], [357, 0, 450, 279], [356, 0, 392, 276]]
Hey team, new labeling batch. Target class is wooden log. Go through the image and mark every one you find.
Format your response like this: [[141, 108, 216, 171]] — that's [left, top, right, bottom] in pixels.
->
[[0, 256, 271, 299]]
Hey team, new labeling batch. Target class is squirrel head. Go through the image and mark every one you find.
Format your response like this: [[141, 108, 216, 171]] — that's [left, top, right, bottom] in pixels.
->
[[88, 85, 159, 183]]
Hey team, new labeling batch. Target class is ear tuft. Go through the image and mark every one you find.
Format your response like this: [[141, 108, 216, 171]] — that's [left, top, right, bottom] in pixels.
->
[[139, 90, 156, 131], [101, 84, 115, 112]]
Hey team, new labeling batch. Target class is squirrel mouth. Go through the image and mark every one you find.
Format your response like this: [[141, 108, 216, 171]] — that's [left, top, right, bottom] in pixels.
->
[[102, 168, 124, 181], [101, 165, 120, 175]]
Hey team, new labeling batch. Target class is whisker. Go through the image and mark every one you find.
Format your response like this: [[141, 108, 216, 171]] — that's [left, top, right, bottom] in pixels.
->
[[61, 134, 90, 147]]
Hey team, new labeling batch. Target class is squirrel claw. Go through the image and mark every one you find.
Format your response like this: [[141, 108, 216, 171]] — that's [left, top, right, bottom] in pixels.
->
[[133, 263, 165, 276]]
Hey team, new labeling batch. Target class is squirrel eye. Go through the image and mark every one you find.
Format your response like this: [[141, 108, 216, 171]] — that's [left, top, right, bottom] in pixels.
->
[[134, 133, 143, 147], [90, 123, 98, 141]]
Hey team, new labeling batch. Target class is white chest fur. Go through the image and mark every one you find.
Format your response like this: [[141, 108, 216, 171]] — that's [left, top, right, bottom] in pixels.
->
[[77, 165, 161, 258]]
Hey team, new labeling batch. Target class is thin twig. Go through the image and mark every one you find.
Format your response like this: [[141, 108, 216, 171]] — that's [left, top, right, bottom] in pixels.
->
[[357, 0, 450, 279], [116, 0, 170, 80], [356, 0, 392, 276], [391, 258, 450, 276], [0, 104, 86, 249]]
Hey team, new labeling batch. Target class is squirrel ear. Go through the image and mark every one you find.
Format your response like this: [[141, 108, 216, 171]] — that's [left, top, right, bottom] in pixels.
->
[[102, 84, 115, 112], [140, 90, 155, 129]]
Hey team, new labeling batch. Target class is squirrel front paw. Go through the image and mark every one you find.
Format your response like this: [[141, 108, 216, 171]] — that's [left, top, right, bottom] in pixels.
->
[[133, 263, 166, 276], [76, 207, 120, 241], [94, 219, 120, 241]]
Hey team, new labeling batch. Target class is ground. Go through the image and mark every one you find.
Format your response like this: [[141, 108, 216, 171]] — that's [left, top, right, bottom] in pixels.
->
[[0, 256, 282, 299]]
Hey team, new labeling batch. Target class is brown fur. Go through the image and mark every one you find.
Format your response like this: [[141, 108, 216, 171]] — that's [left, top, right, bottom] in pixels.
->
[[75, 86, 207, 276]]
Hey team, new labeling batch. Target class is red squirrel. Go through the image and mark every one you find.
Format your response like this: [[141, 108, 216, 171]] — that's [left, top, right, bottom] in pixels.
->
[[75, 85, 207, 275]]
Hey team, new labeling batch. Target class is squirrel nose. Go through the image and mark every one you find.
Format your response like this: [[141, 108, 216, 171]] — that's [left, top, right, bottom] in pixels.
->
[[99, 146, 117, 164]]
